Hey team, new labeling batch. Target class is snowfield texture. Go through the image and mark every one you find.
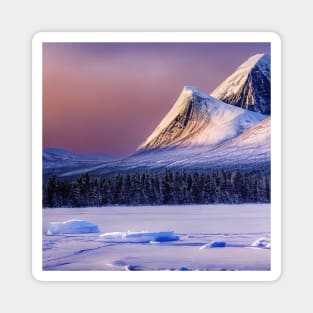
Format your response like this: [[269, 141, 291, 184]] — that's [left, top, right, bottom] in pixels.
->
[[43, 205, 270, 271], [211, 54, 271, 115], [47, 219, 100, 235]]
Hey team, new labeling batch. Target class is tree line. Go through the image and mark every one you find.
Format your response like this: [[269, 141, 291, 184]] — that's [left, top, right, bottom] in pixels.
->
[[43, 168, 270, 207]]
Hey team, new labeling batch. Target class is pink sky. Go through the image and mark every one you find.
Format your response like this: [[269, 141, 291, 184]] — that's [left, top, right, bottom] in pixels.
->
[[43, 42, 270, 156]]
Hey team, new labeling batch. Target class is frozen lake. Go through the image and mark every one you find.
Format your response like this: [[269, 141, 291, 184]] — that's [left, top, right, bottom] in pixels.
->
[[42, 204, 270, 271]]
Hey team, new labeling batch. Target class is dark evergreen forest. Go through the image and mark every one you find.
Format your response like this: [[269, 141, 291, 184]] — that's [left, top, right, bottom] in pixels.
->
[[43, 167, 270, 207]]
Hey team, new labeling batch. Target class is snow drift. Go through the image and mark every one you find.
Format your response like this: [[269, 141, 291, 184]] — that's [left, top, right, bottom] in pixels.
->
[[98, 231, 180, 243], [47, 219, 100, 235]]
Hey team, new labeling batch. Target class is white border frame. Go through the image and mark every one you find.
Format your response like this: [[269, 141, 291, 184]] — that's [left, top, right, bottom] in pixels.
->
[[32, 32, 281, 281]]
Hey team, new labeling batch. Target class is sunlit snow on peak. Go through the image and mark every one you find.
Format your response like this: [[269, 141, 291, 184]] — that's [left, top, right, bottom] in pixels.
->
[[137, 85, 266, 150]]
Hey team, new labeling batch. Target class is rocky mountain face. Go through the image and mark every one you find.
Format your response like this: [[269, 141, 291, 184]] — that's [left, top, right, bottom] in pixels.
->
[[211, 54, 271, 115], [137, 86, 266, 151]]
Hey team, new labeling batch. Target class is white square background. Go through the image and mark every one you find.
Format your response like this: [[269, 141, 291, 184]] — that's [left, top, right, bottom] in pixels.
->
[[0, 0, 309, 312]]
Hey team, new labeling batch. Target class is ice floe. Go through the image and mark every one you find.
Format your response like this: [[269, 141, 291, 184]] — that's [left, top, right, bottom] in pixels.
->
[[47, 219, 100, 235], [98, 231, 179, 243]]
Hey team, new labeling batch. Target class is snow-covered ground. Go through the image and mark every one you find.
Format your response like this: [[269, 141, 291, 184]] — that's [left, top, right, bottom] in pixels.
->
[[42, 204, 270, 271]]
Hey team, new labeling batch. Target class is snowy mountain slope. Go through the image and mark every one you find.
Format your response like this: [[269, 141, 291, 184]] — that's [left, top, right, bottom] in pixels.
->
[[211, 54, 271, 115], [60, 116, 270, 177], [167, 116, 270, 170], [225, 116, 270, 151], [138, 86, 266, 151], [135, 116, 270, 170]]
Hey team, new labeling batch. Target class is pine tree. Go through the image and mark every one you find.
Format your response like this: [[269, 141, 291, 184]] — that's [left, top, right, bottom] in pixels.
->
[[43, 166, 271, 207]]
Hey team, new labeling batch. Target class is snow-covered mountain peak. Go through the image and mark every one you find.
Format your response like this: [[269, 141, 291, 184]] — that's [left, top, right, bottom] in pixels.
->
[[137, 86, 266, 151], [182, 85, 209, 99], [211, 53, 271, 114], [237, 53, 265, 72]]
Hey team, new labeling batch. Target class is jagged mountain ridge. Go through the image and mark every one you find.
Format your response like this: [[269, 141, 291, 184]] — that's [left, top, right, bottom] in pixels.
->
[[138, 86, 266, 151], [211, 54, 271, 115], [47, 54, 271, 178]]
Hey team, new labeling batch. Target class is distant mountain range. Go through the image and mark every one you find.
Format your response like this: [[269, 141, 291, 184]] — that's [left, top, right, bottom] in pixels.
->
[[43, 147, 112, 163], [42, 147, 113, 178], [43, 53, 271, 178]]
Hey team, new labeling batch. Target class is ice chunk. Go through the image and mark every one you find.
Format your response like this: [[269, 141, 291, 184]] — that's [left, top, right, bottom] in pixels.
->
[[200, 241, 226, 249], [250, 237, 271, 249], [127, 231, 179, 243], [98, 231, 179, 243], [47, 219, 100, 235], [124, 231, 159, 243], [98, 232, 125, 242]]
